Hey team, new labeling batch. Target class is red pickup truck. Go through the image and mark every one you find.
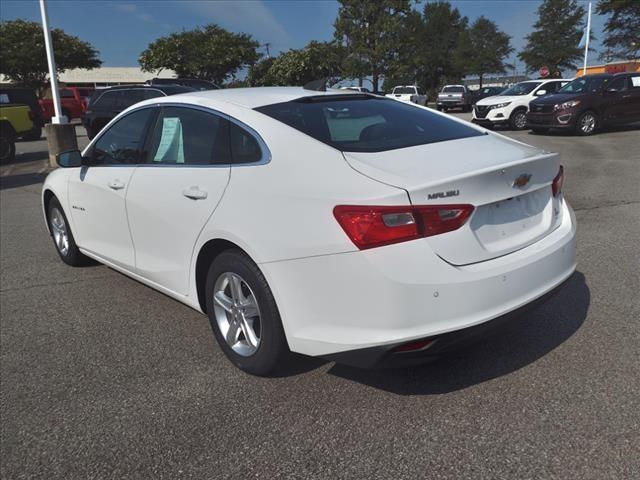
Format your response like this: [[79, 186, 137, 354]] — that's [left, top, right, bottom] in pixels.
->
[[39, 87, 94, 121]]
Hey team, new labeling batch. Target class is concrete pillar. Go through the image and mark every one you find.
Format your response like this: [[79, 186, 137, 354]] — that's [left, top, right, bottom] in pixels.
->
[[45, 123, 77, 168]]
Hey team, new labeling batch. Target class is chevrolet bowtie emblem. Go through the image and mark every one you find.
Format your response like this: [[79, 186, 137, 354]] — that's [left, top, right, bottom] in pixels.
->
[[513, 173, 532, 188]]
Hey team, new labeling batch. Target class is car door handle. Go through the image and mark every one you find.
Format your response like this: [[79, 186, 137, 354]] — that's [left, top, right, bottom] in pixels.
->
[[622, 94, 631, 98], [182, 187, 208, 200], [107, 179, 125, 190]]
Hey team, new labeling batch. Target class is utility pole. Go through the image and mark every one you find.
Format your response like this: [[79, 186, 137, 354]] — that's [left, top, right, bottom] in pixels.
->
[[39, 0, 66, 124]]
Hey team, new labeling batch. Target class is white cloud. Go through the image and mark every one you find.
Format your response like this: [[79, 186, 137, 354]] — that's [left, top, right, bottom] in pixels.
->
[[113, 3, 157, 25], [114, 3, 137, 13], [182, 0, 290, 50]]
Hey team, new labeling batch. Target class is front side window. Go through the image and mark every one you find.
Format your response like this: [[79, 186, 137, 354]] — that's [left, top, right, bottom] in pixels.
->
[[91, 108, 154, 165], [256, 95, 484, 153], [147, 106, 231, 165], [60, 90, 75, 98], [559, 76, 610, 94]]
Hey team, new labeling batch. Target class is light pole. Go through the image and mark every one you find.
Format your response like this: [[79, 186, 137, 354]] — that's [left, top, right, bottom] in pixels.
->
[[39, 0, 77, 167], [39, 0, 66, 124]]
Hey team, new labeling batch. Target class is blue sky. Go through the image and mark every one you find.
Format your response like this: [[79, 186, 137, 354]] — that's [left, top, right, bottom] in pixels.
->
[[1, 0, 606, 74]]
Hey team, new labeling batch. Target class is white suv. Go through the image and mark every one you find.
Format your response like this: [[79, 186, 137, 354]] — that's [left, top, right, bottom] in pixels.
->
[[473, 79, 571, 130]]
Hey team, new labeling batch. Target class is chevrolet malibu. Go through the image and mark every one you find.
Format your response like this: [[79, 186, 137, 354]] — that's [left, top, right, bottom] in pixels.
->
[[42, 87, 577, 375]]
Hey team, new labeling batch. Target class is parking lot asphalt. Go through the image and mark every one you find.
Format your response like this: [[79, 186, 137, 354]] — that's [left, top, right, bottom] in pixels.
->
[[1, 117, 639, 479]]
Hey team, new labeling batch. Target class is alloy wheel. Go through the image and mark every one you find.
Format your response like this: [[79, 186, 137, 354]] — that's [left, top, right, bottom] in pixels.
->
[[580, 113, 596, 134], [514, 112, 527, 129], [213, 272, 262, 356], [50, 207, 70, 256]]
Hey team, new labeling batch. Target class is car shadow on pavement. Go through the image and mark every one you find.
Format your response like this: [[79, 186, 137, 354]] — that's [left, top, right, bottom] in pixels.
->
[[0, 172, 48, 190], [326, 271, 589, 395], [2, 150, 50, 166]]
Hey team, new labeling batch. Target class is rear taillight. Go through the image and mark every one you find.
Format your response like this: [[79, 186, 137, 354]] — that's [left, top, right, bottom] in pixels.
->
[[393, 338, 435, 353], [333, 204, 474, 250], [552, 165, 564, 197]]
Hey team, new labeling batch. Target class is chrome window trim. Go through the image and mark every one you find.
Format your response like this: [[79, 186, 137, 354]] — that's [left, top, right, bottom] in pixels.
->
[[84, 102, 271, 168]]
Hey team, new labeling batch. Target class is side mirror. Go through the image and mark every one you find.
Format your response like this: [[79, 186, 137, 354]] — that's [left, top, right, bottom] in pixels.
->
[[56, 149, 83, 168], [535, 89, 547, 96]]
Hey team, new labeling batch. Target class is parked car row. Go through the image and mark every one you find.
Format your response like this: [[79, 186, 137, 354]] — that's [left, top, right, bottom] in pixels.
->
[[469, 73, 640, 135]]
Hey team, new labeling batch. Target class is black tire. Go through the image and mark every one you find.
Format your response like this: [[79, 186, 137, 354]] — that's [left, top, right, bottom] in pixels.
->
[[575, 110, 598, 136], [62, 108, 71, 121], [443, 107, 448, 113], [436, 106, 442, 111], [47, 197, 89, 266], [509, 109, 528, 130], [22, 126, 42, 141], [0, 134, 15, 163], [531, 127, 549, 134], [205, 249, 289, 376]]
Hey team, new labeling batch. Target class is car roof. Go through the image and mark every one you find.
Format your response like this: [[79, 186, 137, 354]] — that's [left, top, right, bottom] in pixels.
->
[[96, 84, 195, 94], [146, 86, 356, 109]]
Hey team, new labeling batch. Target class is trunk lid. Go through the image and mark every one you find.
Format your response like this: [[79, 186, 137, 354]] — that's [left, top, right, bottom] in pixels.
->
[[343, 134, 563, 265]]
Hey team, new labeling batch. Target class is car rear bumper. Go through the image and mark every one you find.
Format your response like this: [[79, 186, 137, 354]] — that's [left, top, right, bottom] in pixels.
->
[[322, 274, 571, 368], [261, 200, 577, 360]]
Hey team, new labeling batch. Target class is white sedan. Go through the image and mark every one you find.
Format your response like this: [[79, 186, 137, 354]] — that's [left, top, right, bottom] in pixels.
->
[[43, 87, 577, 375]]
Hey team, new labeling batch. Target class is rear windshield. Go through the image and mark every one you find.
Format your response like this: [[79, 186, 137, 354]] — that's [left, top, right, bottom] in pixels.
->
[[255, 96, 484, 153], [559, 76, 610, 94], [392, 87, 416, 94], [442, 86, 464, 93]]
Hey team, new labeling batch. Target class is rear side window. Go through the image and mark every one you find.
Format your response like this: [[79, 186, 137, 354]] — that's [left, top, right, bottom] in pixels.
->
[[230, 123, 263, 164], [147, 106, 231, 165], [93, 91, 117, 108], [119, 89, 146, 108], [143, 89, 164, 100], [255, 96, 483, 153]]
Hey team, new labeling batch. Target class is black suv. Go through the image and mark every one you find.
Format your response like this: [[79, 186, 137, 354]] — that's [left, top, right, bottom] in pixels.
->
[[527, 73, 640, 135], [0, 87, 44, 140], [146, 78, 220, 91], [82, 84, 194, 139]]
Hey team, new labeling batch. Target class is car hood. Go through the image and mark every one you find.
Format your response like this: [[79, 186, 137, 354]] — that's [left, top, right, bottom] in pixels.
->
[[476, 95, 524, 106], [530, 92, 588, 105]]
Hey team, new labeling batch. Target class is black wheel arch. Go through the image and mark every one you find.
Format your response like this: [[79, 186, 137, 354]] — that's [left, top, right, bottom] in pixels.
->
[[195, 239, 254, 313]]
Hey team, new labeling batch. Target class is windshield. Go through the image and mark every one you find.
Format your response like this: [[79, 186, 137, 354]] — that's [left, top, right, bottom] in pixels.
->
[[559, 76, 610, 94], [392, 87, 416, 94], [500, 82, 542, 96], [442, 86, 464, 93], [255, 96, 483, 153]]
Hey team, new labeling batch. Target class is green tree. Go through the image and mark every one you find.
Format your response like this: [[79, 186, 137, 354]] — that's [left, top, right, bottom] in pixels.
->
[[246, 57, 276, 87], [414, 2, 468, 95], [518, 0, 586, 76], [334, 0, 411, 92], [265, 41, 345, 86], [139, 25, 260, 85], [455, 16, 513, 88], [597, 0, 640, 60], [0, 19, 101, 96]]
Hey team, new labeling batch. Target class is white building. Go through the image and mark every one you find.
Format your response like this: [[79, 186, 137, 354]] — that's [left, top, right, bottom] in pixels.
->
[[1, 67, 178, 88]]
